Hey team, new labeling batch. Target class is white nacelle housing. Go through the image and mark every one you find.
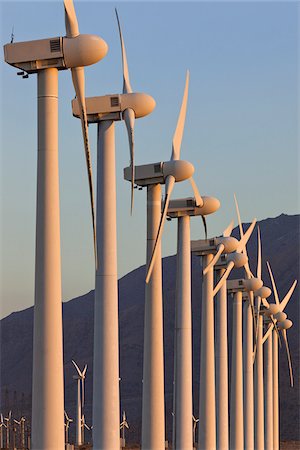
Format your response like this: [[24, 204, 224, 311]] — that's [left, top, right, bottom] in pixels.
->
[[3, 34, 107, 73], [72, 92, 155, 122]]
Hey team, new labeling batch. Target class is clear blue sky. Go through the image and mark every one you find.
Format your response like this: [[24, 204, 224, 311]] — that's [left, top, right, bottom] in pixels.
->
[[1, 1, 299, 318]]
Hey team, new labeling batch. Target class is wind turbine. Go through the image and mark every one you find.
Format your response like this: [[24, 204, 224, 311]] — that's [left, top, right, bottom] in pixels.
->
[[262, 263, 297, 450], [81, 414, 91, 444], [14, 417, 26, 449], [72, 360, 87, 446], [120, 411, 129, 443], [124, 71, 201, 450], [0, 414, 7, 449], [192, 415, 199, 447], [191, 214, 256, 450], [64, 411, 73, 445], [3, 2, 107, 449], [4, 411, 11, 449], [71, 11, 155, 449], [167, 194, 220, 450]]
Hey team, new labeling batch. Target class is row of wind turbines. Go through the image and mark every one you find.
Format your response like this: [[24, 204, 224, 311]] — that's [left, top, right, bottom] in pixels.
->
[[4, 0, 296, 449]]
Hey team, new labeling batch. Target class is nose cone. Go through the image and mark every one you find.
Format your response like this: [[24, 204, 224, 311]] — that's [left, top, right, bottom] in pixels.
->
[[163, 160, 194, 182], [123, 93, 156, 118], [274, 311, 286, 322], [277, 319, 293, 330], [216, 236, 238, 254], [63, 34, 108, 68], [255, 286, 272, 299], [199, 196, 220, 215], [243, 277, 263, 292], [228, 252, 247, 268], [265, 303, 280, 316]]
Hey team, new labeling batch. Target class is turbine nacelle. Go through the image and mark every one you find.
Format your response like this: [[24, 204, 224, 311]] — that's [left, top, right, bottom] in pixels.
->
[[264, 302, 280, 316], [226, 252, 248, 268], [274, 311, 287, 322], [243, 278, 263, 292], [72, 92, 155, 122], [254, 286, 272, 299], [277, 319, 293, 330], [124, 160, 193, 187], [4, 34, 107, 73], [167, 196, 220, 218], [214, 236, 239, 254]]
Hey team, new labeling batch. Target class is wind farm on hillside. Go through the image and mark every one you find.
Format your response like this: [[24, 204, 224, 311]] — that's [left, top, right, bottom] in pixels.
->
[[1, 1, 299, 450]]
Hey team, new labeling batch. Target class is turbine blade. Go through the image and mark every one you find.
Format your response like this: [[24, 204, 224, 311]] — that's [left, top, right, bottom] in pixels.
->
[[233, 193, 254, 279], [72, 359, 83, 377], [282, 329, 294, 387], [123, 108, 135, 214], [171, 71, 189, 161], [280, 280, 297, 312], [201, 215, 208, 240], [115, 8, 132, 94], [236, 218, 257, 253], [64, 0, 79, 38], [266, 261, 280, 305], [189, 177, 204, 207], [223, 220, 234, 237], [257, 226, 262, 279], [82, 364, 88, 377], [262, 323, 274, 345], [213, 260, 234, 296], [71, 67, 97, 268], [203, 244, 225, 275], [145, 175, 175, 283]]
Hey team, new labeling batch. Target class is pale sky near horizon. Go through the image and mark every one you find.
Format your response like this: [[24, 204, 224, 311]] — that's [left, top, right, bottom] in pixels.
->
[[0, 1, 299, 319]]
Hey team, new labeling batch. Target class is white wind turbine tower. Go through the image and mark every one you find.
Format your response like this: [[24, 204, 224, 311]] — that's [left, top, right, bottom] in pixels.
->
[[3, 2, 107, 449], [204, 217, 257, 450], [72, 360, 87, 446], [251, 228, 274, 450], [263, 262, 297, 450], [124, 71, 200, 450], [167, 194, 220, 450], [191, 214, 256, 450], [64, 411, 73, 445], [71, 11, 155, 449]]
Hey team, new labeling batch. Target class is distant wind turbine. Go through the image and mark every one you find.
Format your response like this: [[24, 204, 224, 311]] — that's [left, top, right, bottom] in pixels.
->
[[72, 360, 87, 446]]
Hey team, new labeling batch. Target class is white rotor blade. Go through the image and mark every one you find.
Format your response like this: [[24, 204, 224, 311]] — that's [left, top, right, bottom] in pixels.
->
[[223, 220, 234, 237], [266, 261, 280, 305], [115, 10, 136, 214], [115, 8, 132, 94], [72, 360, 83, 378], [203, 244, 225, 275], [71, 67, 97, 268], [236, 218, 257, 253], [279, 280, 297, 312], [145, 175, 175, 283], [189, 177, 204, 207], [123, 108, 135, 214], [257, 226, 262, 279], [282, 329, 294, 387], [233, 193, 254, 278], [171, 71, 189, 161], [82, 364, 87, 377], [64, 0, 79, 38], [213, 261, 235, 296]]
